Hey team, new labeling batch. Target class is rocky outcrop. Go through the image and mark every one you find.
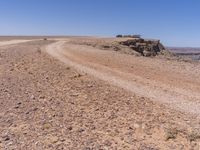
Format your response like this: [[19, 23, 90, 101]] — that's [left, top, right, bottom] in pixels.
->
[[119, 38, 166, 57]]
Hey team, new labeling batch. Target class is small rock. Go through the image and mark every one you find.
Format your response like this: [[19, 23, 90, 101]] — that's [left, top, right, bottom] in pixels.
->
[[87, 84, 93, 88], [104, 140, 112, 146], [32, 107, 38, 111], [73, 74, 83, 78], [25, 111, 30, 115], [17, 102, 22, 105], [4, 89, 8, 93], [37, 48, 42, 54], [78, 128, 85, 133], [68, 126, 73, 131], [39, 95, 45, 99], [134, 123, 140, 128], [129, 127, 133, 130], [14, 106, 19, 109], [60, 138, 66, 142], [43, 123, 51, 130], [71, 93, 79, 97], [48, 135, 59, 144], [3, 136, 10, 141], [30, 95, 35, 100]]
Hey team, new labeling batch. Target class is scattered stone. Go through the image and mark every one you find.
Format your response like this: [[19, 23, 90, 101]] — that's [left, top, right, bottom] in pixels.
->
[[17, 102, 22, 105], [4, 89, 8, 93], [32, 107, 38, 111], [188, 131, 200, 141], [68, 126, 73, 131], [43, 123, 51, 130], [70, 93, 79, 97], [47, 135, 59, 144], [104, 140, 112, 146], [3, 135, 10, 141], [0, 38, 199, 149], [14, 106, 19, 109], [134, 123, 140, 129], [37, 48, 42, 54], [129, 127, 133, 130], [13, 101, 22, 109], [39, 95, 45, 99], [60, 138, 66, 142], [74, 74, 83, 78], [101, 45, 111, 49], [87, 84, 93, 88], [30, 95, 35, 100], [165, 128, 178, 141], [10, 68, 14, 71], [78, 128, 85, 133]]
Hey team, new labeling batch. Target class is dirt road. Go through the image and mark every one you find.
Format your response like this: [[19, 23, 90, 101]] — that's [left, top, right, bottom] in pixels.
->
[[46, 41, 200, 115], [0, 39, 35, 47]]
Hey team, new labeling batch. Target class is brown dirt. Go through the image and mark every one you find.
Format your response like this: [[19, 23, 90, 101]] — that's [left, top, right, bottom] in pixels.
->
[[0, 39, 36, 46], [0, 37, 200, 149], [47, 40, 200, 115]]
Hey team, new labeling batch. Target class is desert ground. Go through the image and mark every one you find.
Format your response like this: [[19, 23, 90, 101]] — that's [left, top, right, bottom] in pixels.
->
[[0, 37, 200, 150]]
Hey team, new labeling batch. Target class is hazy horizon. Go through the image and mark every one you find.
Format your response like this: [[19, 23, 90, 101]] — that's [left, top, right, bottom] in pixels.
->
[[0, 0, 200, 47]]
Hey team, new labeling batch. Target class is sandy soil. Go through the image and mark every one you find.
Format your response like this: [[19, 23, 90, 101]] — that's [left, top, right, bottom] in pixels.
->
[[1, 37, 200, 149], [0, 40, 35, 47]]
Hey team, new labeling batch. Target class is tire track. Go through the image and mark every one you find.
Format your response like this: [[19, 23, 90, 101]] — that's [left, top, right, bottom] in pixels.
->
[[46, 41, 200, 115]]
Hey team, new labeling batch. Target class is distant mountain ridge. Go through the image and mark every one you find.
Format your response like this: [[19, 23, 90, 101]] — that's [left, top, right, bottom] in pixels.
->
[[167, 47, 200, 61], [167, 47, 200, 54]]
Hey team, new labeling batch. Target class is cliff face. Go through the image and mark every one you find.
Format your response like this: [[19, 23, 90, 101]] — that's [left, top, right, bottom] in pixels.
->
[[119, 38, 166, 57]]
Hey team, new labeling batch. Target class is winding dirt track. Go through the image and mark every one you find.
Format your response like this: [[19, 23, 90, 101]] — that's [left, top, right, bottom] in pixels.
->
[[46, 41, 200, 115], [2, 39, 199, 115]]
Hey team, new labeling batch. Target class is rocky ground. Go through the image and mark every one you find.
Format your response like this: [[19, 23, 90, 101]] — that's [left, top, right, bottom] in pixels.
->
[[0, 38, 200, 149]]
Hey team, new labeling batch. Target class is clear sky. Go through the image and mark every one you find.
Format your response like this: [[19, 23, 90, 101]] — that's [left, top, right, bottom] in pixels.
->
[[0, 0, 199, 47]]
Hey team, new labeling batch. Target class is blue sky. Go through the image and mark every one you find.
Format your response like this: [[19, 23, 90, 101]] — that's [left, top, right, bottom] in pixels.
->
[[0, 0, 199, 47]]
